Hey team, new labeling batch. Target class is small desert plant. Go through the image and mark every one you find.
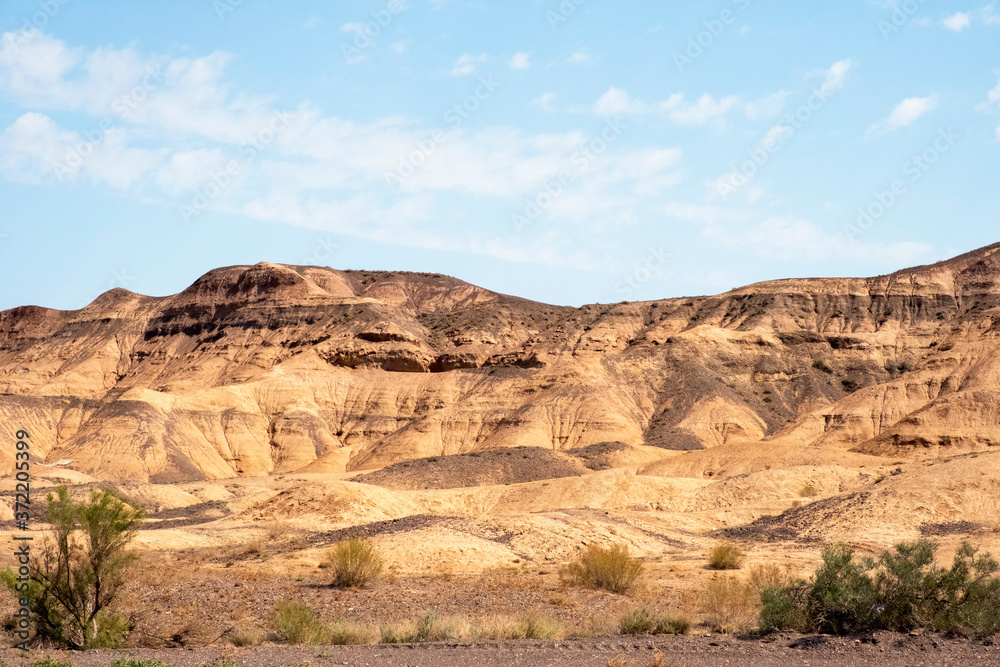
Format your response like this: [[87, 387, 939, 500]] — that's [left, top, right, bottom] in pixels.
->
[[506, 611, 563, 639], [701, 575, 758, 634], [473, 612, 564, 640], [229, 623, 264, 647], [708, 542, 745, 570], [273, 601, 329, 645], [324, 538, 384, 588], [569, 616, 615, 638], [2, 486, 145, 649], [380, 609, 468, 643], [32, 661, 75, 667], [109, 661, 172, 667], [812, 359, 833, 373], [562, 543, 644, 595], [242, 538, 267, 558], [798, 484, 818, 498], [618, 606, 690, 635], [326, 618, 374, 645]]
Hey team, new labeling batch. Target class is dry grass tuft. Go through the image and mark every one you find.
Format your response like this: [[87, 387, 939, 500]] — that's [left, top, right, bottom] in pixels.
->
[[323, 538, 384, 588], [707, 542, 745, 570], [229, 623, 264, 647], [618, 605, 690, 635], [561, 543, 644, 595], [701, 575, 759, 634]]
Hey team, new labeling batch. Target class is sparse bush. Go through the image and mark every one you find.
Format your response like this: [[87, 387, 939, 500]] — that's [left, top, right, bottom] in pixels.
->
[[242, 538, 266, 558], [708, 542, 745, 570], [745, 563, 787, 593], [109, 661, 172, 667], [798, 484, 818, 498], [561, 543, 644, 595], [619, 606, 690, 635], [324, 538, 384, 588], [273, 601, 329, 645], [475, 612, 563, 640], [759, 540, 1000, 637], [506, 611, 562, 639], [2, 486, 145, 649], [569, 616, 615, 638], [701, 575, 759, 634], [32, 661, 74, 667], [327, 618, 375, 645], [230, 623, 264, 647], [812, 359, 833, 374]]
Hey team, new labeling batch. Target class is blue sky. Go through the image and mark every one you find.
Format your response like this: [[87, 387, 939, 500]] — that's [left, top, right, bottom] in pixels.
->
[[1, 0, 998, 311]]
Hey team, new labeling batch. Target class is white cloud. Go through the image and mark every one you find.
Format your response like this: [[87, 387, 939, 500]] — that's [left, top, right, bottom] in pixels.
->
[[568, 51, 590, 64], [508, 52, 531, 70], [816, 59, 854, 97], [450, 53, 487, 76], [983, 3, 1000, 24], [943, 11, 972, 31], [301, 15, 321, 30], [703, 215, 932, 265], [0, 33, 691, 271], [594, 87, 646, 115], [390, 40, 409, 54], [984, 71, 1000, 109], [864, 94, 939, 139], [0, 112, 78, 183], [593, 87, 786, 126], [531, 92, 557, 113]]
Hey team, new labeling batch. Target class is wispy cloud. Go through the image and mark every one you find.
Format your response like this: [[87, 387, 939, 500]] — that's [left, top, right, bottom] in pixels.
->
[[864, 94, 939, 139], [508, 52, 531, 70], [983, 3, 1000, 24], [702, 215, 932, 265], [816, 59, 854, 97], [592, 87, 787, 127], [531, 92, 557, 112], [450, 53, 487, 76], [0, 32, 691, 271], [943, 11, 972, 31]]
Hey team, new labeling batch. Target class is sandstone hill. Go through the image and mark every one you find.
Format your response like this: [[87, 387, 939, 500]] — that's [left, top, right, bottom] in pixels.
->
[[1, 244, 999, 485]]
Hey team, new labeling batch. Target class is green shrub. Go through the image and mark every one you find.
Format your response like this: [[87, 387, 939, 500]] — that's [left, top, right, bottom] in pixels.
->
[[561, 543, 644, 595], [759, 540, 1000, 637], [323, 538, 384, 588], [708, 542, 745, 570], [618, 606, 690, 635], [812, 359, 833, 373], [31, 661, 74, 667], [2, 487, 145, 649]]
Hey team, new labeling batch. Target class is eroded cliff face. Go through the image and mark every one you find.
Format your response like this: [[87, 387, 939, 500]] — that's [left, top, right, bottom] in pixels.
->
[[2, 244, 999, 482]]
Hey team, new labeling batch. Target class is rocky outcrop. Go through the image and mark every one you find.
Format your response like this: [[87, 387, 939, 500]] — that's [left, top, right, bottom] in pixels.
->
[[2, 244, 1000, 482]]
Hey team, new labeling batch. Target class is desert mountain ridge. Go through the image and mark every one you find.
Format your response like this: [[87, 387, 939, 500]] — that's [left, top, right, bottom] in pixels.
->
[[2, 242, 1000, 483]]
